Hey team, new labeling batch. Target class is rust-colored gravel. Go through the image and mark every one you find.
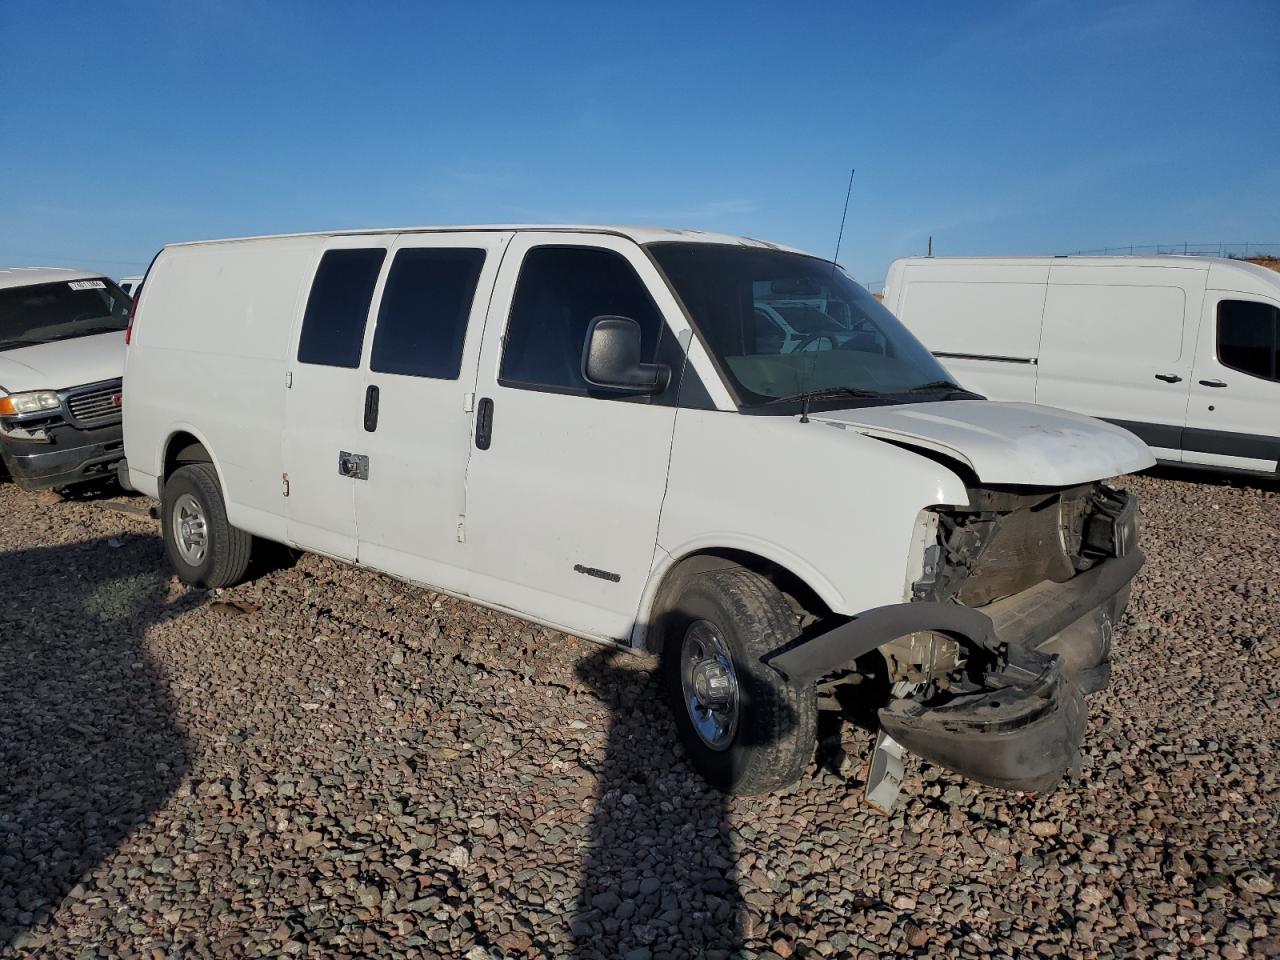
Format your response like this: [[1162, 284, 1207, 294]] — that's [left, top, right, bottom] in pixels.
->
[[1, 470, 1277, 959]]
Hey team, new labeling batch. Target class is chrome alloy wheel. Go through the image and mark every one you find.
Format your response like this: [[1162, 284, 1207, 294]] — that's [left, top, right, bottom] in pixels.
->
[[172, 492, 208, 566], [680, 620, 740, 751]]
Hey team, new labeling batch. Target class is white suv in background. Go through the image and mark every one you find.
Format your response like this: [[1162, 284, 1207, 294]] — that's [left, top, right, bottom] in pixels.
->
[[123, 226, 1153, 800], [0, 268, 129, 490]]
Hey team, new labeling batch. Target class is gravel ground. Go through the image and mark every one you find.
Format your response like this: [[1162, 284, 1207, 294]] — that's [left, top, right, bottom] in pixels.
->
[[0, 470, 1277, 959]]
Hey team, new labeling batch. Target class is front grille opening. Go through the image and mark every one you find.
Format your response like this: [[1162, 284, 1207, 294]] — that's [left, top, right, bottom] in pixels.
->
[[64, 380, 123, 428]]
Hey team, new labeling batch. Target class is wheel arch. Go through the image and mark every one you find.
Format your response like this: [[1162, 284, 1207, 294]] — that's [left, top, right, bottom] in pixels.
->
[[159, 426, 229, 497], [632, 543, 844, 655]]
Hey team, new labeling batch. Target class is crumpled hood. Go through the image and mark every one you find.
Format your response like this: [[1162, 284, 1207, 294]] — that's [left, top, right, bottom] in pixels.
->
[[813, 400, 1155, 487], [0, 333, 126, 394]]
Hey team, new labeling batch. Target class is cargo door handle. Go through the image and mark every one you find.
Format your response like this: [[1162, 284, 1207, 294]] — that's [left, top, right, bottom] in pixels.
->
[[363, 384, 380, 432], [1199, 378, 1227, 388], [475, 397, 494, 450], [1153, 373, 1182, 383]]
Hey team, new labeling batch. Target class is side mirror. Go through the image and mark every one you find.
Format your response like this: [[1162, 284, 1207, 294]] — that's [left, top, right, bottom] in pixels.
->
[[581, 316, 671, 394]]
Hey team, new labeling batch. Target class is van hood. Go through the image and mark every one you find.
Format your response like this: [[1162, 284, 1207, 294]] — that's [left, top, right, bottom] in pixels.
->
[[0, 333, 126, 394], [813, 400, 1154, 487]]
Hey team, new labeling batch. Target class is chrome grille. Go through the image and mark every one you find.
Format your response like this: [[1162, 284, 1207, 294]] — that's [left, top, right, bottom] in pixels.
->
[[64, 380, 123, 428]]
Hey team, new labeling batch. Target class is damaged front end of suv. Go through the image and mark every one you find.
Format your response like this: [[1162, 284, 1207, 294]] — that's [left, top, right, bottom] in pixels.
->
[[769, 481, 1141, 794]]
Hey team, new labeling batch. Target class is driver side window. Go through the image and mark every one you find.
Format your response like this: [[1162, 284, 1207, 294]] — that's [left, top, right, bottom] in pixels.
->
[[499, 246, 674, 398], [1217, 299, 1279, 382]]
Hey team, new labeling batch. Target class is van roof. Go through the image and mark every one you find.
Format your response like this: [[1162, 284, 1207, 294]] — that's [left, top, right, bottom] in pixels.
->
[[163, 224, 815, 256], [892, 253, 1277, 273], [0, 267, 104, 291], [894, 253, 1249, 267], [890, 254, 1280, 295]]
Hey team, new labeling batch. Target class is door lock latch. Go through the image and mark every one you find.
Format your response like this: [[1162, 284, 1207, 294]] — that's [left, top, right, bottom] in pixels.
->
[[338, 451, 370, 480]]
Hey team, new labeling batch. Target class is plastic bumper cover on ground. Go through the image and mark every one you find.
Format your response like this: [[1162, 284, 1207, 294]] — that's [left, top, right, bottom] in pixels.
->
[[878, 649, 1086, 792]]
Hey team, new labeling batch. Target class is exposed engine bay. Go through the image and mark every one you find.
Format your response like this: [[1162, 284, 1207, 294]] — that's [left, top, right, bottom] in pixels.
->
[[773, 479, 1142, 794], [878, 480, 1137, 697]]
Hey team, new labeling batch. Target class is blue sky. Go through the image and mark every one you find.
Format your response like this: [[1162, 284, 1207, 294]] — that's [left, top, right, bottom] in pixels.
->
[[2, 0, 1278, 287]]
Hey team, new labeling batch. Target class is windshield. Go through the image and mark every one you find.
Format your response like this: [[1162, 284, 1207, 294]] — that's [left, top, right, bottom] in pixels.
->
[[649, 243, 955, 406], [0, 279, 131, 350]]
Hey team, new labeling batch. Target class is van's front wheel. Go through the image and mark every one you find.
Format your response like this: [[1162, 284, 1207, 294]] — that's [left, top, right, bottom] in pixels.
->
[[161, 463, 253, 588], [663, 567, 817, 795]]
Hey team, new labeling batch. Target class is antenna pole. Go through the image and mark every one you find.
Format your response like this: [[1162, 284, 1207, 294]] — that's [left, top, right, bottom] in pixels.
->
[[831, 168, 855, 275]]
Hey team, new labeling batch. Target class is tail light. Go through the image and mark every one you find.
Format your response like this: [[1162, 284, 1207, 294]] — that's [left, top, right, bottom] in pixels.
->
[[125, 286, 140, 344]]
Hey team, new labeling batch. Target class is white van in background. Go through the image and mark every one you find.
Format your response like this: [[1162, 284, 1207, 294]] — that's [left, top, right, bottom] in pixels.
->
[[125, 225, 1153, 800], [883, 256, 1280, 476], [118, 276, 142, 297]]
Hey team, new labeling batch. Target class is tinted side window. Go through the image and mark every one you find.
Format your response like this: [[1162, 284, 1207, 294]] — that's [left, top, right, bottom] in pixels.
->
[[1218, 299, 1279, 381], [500, 246, 665, 394], [371, 248, 486, 379], [298, 248, 386, 368]]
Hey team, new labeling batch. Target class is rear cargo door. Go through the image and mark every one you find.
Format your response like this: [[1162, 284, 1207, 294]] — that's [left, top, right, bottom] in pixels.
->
[[283, 236, 394, 559], [1035, 263, 1204, 462]]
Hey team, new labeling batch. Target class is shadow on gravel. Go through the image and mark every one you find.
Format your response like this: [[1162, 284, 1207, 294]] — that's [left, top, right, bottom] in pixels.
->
[[571, 649, 799, 960], [0, 534, 192, 947]]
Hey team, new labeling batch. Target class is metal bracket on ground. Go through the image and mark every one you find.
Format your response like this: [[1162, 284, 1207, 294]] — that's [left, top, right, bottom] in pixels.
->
[[865, 730, 906, 814]]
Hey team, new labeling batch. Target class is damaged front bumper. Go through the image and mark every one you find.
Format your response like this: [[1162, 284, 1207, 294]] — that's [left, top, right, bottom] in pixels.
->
[[0, 421, 125, 491], [767, 547, 1143, 793], [877, 647, 1085, 792]]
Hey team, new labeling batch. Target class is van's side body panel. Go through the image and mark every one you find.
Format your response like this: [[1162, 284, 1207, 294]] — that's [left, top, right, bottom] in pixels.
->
[[1035, 260, 1205, 462], [124, 236, 325, 539], [656, 409, 969, 618], [884, 259, 1047, 403]]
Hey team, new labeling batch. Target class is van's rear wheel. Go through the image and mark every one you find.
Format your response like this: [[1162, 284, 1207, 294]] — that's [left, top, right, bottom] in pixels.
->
[[662, 567, 817, 795], [161, 463, 253, 588]]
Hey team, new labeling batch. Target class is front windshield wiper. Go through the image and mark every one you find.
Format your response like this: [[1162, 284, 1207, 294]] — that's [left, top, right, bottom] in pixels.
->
[[762, 386, 884, 406], [905, 379, 983, 399], [905, 379, 964, 392], [762, 386, 885, 422]]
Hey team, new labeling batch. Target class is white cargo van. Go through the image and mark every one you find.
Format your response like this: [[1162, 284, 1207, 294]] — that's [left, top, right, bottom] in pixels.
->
[[884, 256, 1280, 476], [0, 268, 129, 490], [124, 226, 1153, 798]]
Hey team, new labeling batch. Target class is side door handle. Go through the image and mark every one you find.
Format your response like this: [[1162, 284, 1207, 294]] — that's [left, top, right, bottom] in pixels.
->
[[1154, 373, 1182, 383], [475, 397, 494, 450], [364, 384, 380, 432], [1199, 378, 1228, 388]]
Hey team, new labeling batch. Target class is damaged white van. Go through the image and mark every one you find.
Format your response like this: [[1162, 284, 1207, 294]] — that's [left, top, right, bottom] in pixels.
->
[[124, 227, 1153, 798]]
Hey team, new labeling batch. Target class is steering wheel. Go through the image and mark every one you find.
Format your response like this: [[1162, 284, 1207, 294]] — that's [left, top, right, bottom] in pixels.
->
[[794, 332, 839, 352]]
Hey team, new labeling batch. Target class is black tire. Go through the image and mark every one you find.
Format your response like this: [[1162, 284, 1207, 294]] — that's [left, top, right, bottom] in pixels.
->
[[662, 566, 818, 795], [161, 463, 253, 589]]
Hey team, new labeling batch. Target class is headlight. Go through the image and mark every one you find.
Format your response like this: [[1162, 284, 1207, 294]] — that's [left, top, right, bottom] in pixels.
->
[[0, 391, 62, 416]]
